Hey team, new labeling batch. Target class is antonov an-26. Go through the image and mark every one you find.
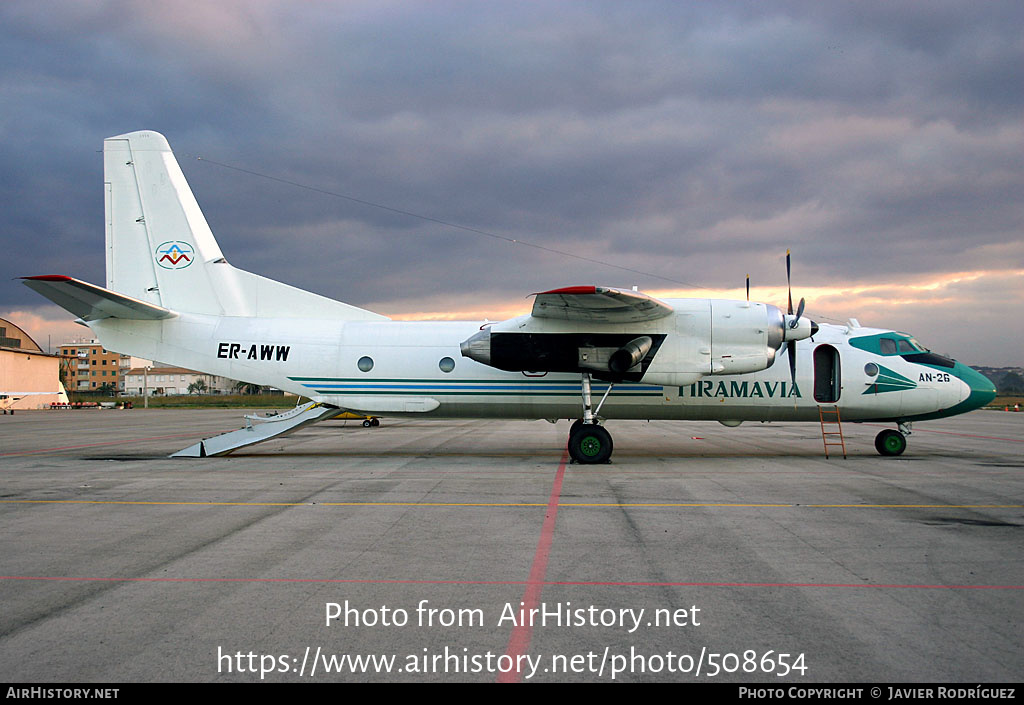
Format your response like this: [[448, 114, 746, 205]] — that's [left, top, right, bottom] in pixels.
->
[[24, 131, 997, 461]]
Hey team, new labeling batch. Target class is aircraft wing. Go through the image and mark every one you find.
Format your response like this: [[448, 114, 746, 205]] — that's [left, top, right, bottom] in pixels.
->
[[22, 275, 176, 321], [531, 286, 673, 323], [0, 391, 62, 396]]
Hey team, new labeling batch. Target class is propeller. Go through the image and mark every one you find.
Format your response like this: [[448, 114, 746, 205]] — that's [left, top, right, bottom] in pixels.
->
[[785, 250, 809, 388]]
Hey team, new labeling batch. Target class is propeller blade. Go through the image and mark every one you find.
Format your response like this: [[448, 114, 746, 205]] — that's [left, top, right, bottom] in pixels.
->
[[746, 274, 750, 302], [788, 340, 797, 387], [786, 249, 793, 315]]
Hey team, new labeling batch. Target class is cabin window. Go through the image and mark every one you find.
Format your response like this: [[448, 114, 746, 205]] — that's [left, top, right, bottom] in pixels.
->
[[357, 356, 374, 372], [438, 357, 455, 373]]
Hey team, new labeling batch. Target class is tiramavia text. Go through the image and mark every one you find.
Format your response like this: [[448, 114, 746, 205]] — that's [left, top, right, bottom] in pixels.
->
[[681, 380, 800, 398]]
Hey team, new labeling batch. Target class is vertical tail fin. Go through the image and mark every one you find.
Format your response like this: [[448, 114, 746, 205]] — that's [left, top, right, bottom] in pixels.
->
[[104, 131, 223, 312], [103, 130, 387, 321]]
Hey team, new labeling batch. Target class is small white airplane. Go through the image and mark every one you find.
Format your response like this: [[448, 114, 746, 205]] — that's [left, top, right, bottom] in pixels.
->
[[0, 379, 68, 414], [1, 392, 62, 414], [24, 131, 996, 460]]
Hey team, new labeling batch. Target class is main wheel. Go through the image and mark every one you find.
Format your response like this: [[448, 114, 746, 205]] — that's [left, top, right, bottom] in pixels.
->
[[874, 429, 907, 456], [569, 418, 585, 437], [362, 419, 372, 428], [568, 424, 613, 464], [370, 417, 380, 427]]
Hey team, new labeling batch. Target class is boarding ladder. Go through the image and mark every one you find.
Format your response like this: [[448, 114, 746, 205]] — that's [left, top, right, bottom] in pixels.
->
[[818, 405, 847, 459], [171, 401, 343, 457]]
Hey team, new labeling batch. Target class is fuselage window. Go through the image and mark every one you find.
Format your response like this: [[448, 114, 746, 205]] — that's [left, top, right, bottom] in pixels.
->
[[439, 357, 455, 373], [357, 356, 374, 372]]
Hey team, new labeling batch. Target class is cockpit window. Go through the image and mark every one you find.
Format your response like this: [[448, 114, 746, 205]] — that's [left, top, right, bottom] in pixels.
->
[[850, 332, 932, 357]]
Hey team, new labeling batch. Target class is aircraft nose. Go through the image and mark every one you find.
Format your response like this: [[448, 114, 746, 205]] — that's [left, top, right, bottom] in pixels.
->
[[954, 363, 997, 411]]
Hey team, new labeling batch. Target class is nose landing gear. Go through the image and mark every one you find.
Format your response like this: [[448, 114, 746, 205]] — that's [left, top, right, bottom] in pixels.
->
[[875, 422, 911, 456]]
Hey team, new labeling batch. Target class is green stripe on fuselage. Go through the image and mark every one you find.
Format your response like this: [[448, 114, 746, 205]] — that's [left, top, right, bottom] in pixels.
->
[[863, 365, 916, 394]]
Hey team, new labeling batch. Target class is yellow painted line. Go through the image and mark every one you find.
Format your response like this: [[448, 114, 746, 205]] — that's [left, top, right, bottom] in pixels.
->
[[2, 500, 1021, 509]]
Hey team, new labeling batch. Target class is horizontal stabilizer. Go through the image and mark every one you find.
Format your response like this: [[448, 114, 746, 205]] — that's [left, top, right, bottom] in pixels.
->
[[532, 286, 674, 323], [22, 275, 176, 321]]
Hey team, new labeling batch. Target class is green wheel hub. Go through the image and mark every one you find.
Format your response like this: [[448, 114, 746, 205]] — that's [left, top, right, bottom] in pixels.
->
[[875, 429, 907, 456], [568, 423, 613, 464], [579, 434, 602, 457]]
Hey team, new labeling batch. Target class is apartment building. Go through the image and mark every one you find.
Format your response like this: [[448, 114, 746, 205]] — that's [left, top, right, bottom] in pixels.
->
[[56, 340, 134, 393], [122, 367, 237, 396]]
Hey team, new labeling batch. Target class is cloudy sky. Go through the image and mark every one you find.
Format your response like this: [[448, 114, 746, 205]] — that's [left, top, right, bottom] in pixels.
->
[[2, 1, 1021, 365]]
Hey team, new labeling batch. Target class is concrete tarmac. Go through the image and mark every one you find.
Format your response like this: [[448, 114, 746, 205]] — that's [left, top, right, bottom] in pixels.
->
[[0, 408, 1021, 682]]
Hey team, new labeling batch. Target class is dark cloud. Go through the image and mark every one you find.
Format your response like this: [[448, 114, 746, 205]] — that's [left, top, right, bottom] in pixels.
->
[[1, 0, 1022, 363]]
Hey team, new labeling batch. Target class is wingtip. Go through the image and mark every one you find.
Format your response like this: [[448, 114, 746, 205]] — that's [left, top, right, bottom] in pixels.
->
[[533, 286, 598, 296], [22, 275, 75, 282]]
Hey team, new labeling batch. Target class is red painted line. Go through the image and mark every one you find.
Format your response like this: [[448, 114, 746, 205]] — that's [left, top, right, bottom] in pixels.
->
[[913, 429, 1023, 442], [864, 424, 1022, 443], [497, 450, 568, 683], [1, 576, 1019, 590], [543, 580, 1024, 590], [0, 431, 224, 457]]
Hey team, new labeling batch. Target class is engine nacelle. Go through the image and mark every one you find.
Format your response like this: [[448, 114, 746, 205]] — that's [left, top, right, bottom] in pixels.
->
[[460, 298, 815, 382], [704, 301, 782, 375]]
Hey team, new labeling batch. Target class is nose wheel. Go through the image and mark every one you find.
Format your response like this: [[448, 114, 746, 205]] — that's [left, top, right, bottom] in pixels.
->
[[874, 428, 908, 456]]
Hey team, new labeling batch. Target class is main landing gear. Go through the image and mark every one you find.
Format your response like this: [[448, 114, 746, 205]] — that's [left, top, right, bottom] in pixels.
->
[[875, 422, 911, 456], [568, 373, 615, 464]]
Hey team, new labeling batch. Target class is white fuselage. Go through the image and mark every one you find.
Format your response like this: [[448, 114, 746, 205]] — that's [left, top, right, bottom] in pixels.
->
[[26, 131, 994, 461], [91, 314, 967, 424]]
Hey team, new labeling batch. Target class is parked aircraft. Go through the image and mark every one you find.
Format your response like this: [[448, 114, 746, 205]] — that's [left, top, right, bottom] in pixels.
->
[[1, 392, 61, 414], [23, 131, 996, 460]]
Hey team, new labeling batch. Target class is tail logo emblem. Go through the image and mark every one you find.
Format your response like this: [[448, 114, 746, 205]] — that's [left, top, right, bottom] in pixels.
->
[[155, 241, 195, 269]]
